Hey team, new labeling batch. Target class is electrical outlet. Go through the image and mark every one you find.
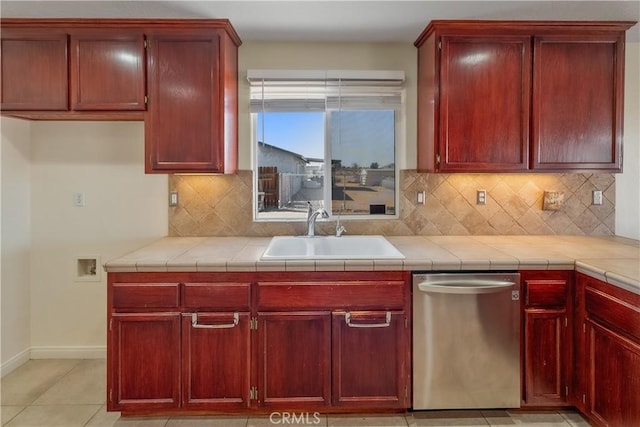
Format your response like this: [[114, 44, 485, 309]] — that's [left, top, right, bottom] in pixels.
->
[[73, 192, 85, 207], [169, 191, 179, 207], [417, 191, 425, 205], [593, 190, 603, 205], [477, 190, 487, 205]]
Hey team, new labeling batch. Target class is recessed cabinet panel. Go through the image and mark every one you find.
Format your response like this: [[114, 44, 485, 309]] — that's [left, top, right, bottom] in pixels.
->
[[146, 34, 222, 172], [182, 312, 251, 409], [0, 30, 68, 110], [70, 32, 146, 110], [532, 36, 623, 171], [439, 36, 530, 171]]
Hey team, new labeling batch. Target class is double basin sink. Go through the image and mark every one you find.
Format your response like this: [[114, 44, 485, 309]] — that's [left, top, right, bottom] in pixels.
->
[[261, 235, 405, 260]]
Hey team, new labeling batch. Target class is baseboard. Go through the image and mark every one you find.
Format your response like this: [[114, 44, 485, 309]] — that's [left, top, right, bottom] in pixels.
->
[[29, 346, 106, 360], [1, 348, 31, 378]]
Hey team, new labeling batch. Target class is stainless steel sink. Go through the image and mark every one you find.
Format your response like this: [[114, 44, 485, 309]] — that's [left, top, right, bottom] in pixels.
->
[[261, 235, 405, 260]]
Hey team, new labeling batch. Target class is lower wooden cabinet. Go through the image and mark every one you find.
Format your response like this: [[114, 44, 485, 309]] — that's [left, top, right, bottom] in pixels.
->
[[575, 273, 640, 427], [181, 312, 251, 410], [109, 312, 181, 411], [521, 271, 573, 406], [258, 312, 331, 408], [332, 311, 408, 407], [107, 271, 411, 414]]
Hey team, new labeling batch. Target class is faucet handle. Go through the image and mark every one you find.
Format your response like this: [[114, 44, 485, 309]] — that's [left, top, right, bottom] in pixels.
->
[[336, 224, 347, 237]]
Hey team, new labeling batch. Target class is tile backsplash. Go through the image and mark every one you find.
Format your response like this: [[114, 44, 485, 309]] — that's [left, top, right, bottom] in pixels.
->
[[169, 170, 614, 237]]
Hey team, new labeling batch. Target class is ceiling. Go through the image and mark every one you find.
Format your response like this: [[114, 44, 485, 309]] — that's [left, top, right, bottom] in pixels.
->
[[1, 1, 639, 43]]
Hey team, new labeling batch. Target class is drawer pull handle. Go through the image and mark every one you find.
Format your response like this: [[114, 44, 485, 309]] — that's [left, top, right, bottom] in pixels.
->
[[191, 312, 239, 329], [345, 311, 391, 328]]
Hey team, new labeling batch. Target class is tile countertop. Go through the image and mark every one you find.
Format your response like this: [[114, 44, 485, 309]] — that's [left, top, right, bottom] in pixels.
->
[[104, 235, 640, 295]]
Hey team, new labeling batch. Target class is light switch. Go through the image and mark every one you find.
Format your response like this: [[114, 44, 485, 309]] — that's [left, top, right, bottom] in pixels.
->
[[593, 190, 603, 205], [73, 192, 85, 207], [169, 191, 179, 207]]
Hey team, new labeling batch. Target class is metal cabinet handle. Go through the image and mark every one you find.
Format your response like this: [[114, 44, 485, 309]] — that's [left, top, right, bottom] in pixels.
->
[[345, 311, 391, 328], [191, 312, 239, 329]]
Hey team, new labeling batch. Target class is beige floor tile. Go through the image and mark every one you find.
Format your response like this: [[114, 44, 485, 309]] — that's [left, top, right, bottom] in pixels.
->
[[481, 410, 517, 426], [328, 414, 407, 427], [1, 406, 25, 426], [166, 416, 248, 427], [558, 411, 590, 427], [249, 414, 326, 426], [4, 404, 101, 427], [505, 410, 569, 426], [409, 410, 488, 426], [0, 360, 81, 405], [113, 417, 169, 427], [85, 404, 122, 427], [32, 359, 106, 405]]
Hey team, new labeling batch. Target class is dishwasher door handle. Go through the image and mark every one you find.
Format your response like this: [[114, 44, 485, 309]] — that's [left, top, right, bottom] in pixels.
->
[[418, 280, 517, 295]]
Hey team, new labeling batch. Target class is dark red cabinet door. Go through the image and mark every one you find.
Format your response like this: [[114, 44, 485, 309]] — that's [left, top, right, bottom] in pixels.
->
[[332, 311, 408, 408], [145, 32, 223, 173], [1, 29, 68, 110], [181, 312, 251, 409], [70, 31, 146, 111], [258, 312, 331, 409], [532, 35, 624, 171], [108, 312, 180, 412], [439, 35, 531, 172]]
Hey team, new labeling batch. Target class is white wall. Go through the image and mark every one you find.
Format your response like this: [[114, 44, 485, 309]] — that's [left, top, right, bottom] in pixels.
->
[[28, 122, 167, 358], [616, 41, 640, 239], [1, 117, 32, 374]]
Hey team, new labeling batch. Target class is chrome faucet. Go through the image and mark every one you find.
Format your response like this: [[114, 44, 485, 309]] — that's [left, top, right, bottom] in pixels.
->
[[335, 208, 346, 237], [306, 202, 329, 236]]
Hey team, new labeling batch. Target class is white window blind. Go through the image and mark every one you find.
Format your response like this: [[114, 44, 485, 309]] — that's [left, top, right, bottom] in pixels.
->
[[248, 70, 405, 112]]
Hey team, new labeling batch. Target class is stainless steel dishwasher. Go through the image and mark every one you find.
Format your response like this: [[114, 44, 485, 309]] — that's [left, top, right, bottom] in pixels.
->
[[412, 272, 521, 410]]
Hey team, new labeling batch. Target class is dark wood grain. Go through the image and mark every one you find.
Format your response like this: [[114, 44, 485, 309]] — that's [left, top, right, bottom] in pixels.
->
[[439, 35, 530, 172], [585, 286, 640, 343], [532, 35, 624, 171], [1, 29, 68, 110], [109, 312, 181, 411], [112, 283, 180, 309], [181, 312, 251, 409], [70, 30, 146, 111], [256, 281, 405, 310], [182, 282, 251, 310], [520, 270, 573, 407], [332, 311, 407, 408], [258, 312, 331, 408]]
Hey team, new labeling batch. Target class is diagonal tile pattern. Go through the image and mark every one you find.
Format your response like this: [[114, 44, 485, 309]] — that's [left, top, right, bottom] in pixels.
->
[[169, 171, 615, 237]]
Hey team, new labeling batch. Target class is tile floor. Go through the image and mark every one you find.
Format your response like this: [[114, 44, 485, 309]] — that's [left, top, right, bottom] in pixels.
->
[[1, 359, 591, 427]]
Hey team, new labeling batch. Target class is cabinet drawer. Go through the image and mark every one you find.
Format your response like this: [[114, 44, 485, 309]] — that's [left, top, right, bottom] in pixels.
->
[[112, 283, 180, 309], [182, 283, 251, 310], [525, 280, 567, 307], [586, 287, 640, 343], [257, 281, 405, 310]]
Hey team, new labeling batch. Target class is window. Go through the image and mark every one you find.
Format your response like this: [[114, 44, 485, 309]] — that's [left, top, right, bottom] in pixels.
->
[[249, 70, 404, 221]]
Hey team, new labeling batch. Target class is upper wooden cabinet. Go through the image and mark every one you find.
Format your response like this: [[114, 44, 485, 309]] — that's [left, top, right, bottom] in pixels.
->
[[1, 21, 147, 116], [144, 27, 239, 173], [0, 28, 69, 110], [415, 21, 635, 173], [70, 30, 146, 111]]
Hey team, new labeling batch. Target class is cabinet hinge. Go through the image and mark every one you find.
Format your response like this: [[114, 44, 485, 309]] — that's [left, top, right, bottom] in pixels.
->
[[109, 388, 113, 403], [250, 386, 258, 401], [565, 317, 568, 327], [144, 95, 148, 105], [583, 323, 586, 333], [582, 394, 586, 404], [144, 39, 148, 49], [109, 318, 112, 332], [435, 154, 441, 165], [250, 317, 258, 330], [404, 385, 408, 399], [565, 385, 569, 397], [405, 317, 408, 329], [438, 41, 442, 50]]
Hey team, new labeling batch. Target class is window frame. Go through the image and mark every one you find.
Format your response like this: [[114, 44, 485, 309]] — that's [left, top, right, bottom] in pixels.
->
[[249, 70, 405, 223]]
